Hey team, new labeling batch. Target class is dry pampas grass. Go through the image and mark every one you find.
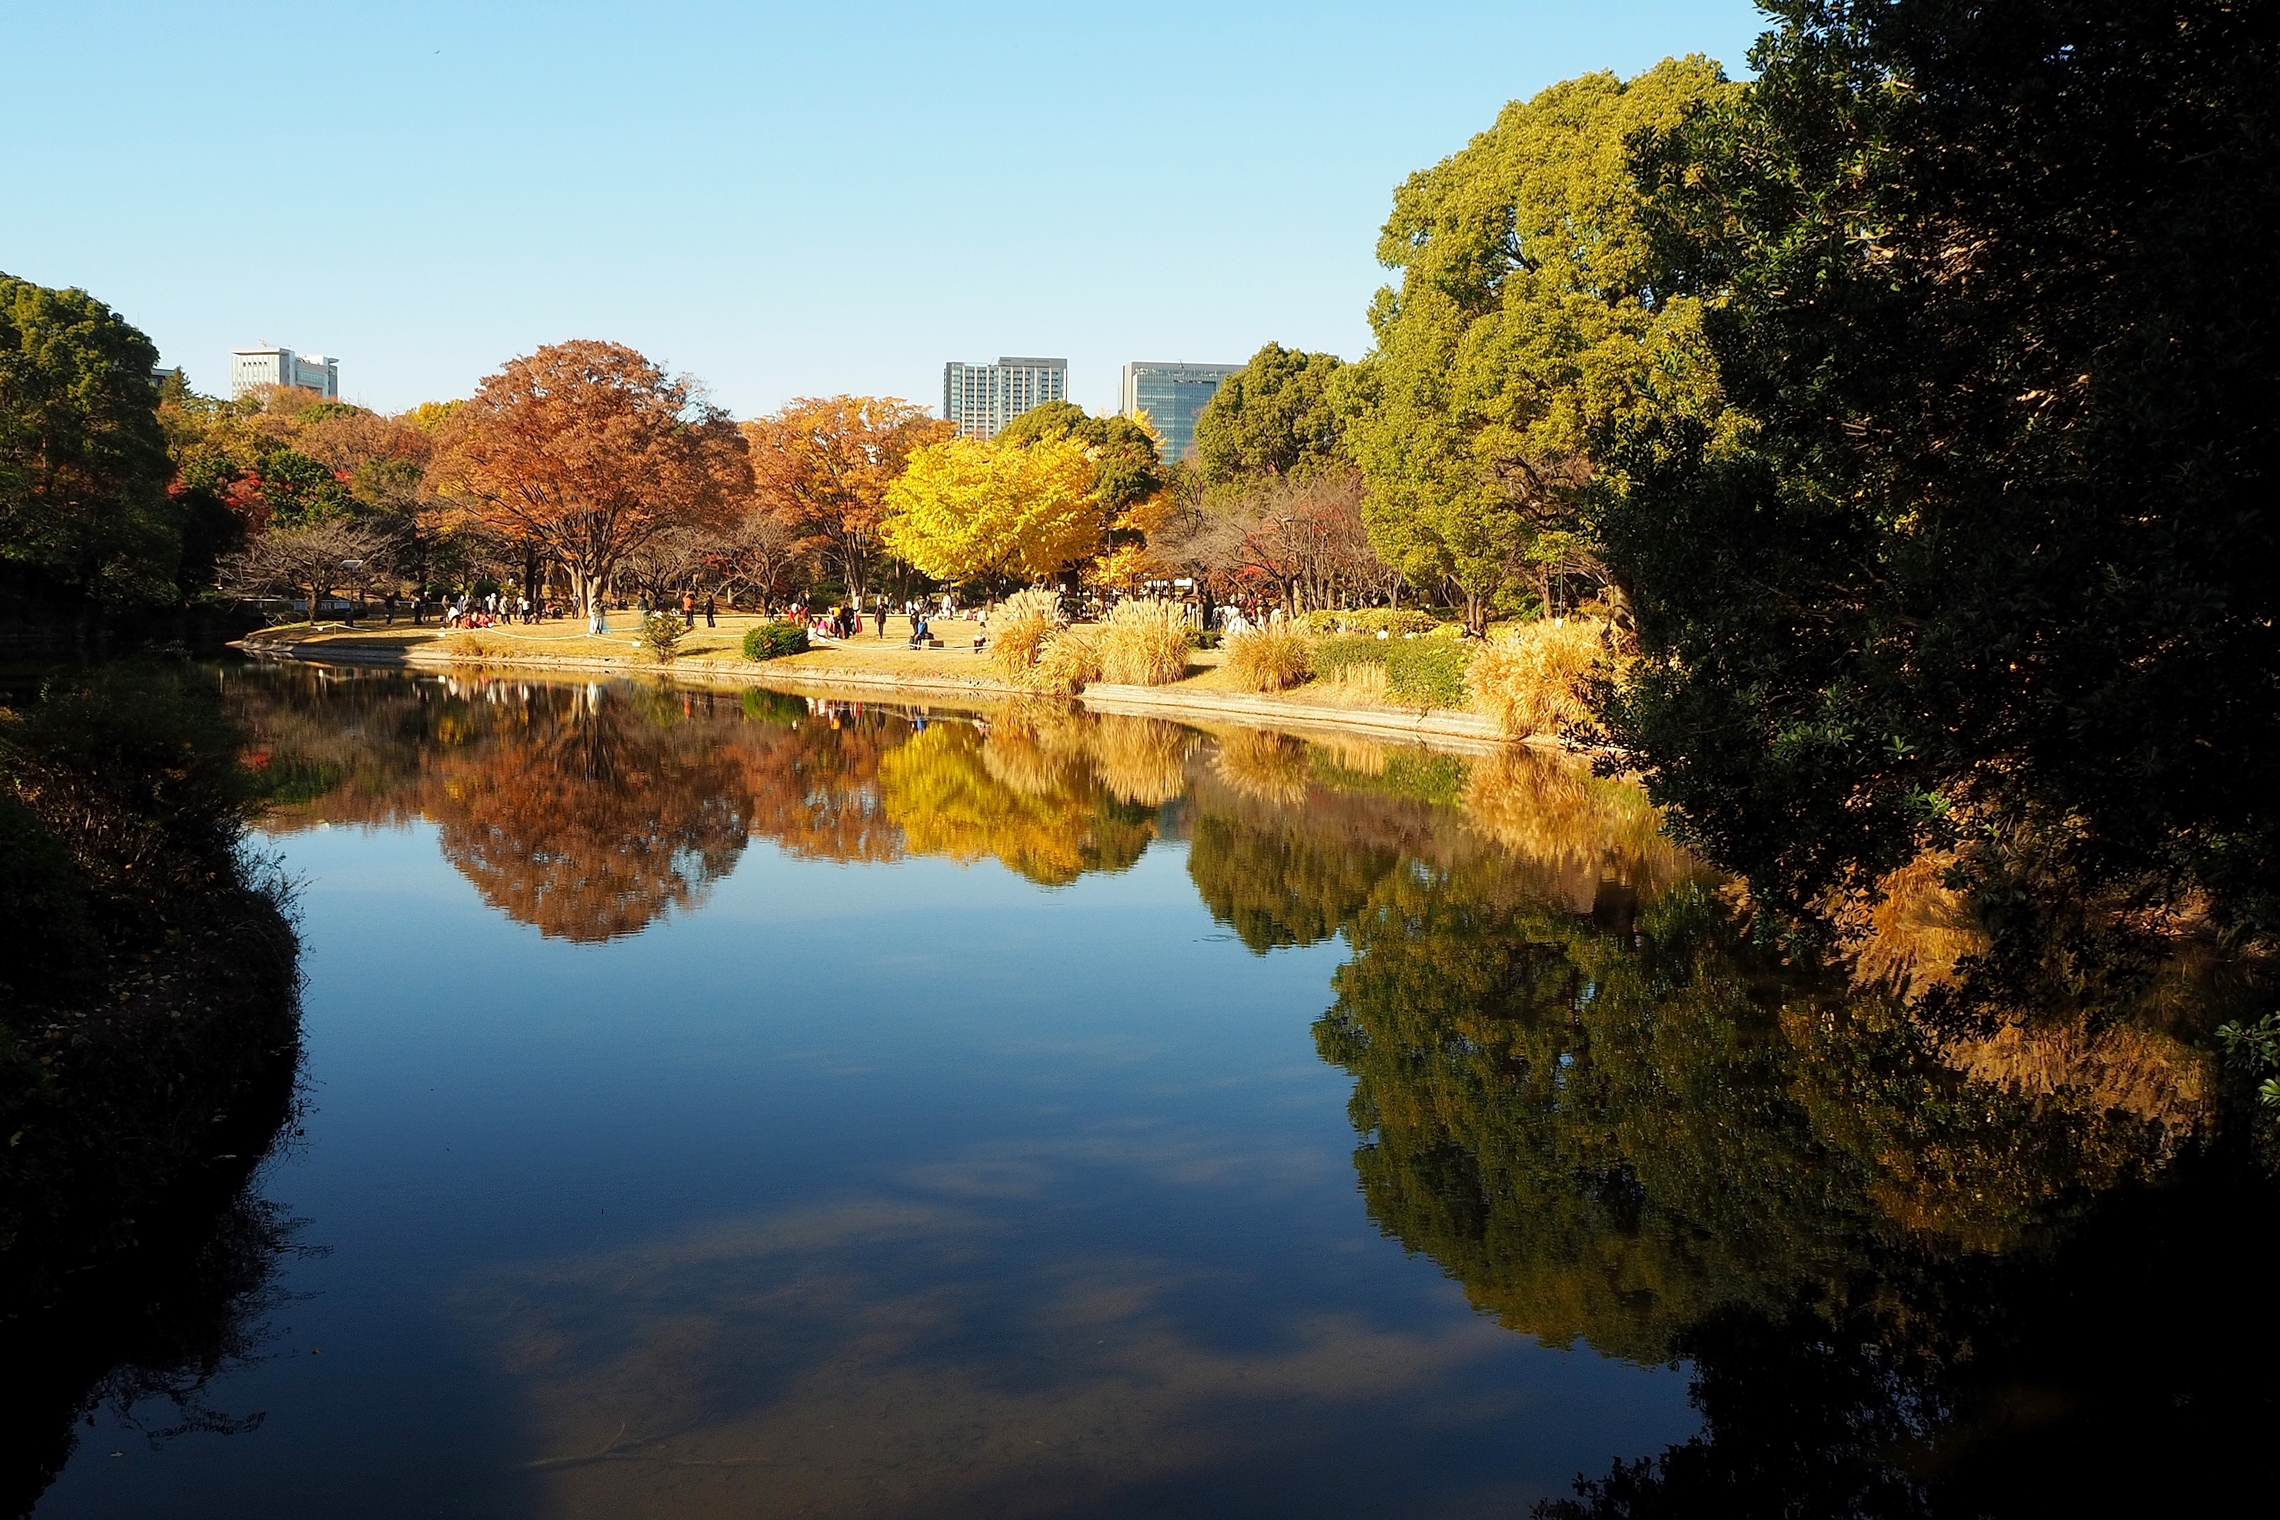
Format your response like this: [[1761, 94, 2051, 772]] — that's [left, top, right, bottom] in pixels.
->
[[988, 587, 1066, 682], [1465, 618, 1607, 738], [1224, 624, 1313, 692], [1462, 746, 1690, 886], [1097, 599, 1192, 686]]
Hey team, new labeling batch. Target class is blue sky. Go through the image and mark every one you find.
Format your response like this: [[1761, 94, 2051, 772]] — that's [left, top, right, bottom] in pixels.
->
[[5, 1, 1765, 418]]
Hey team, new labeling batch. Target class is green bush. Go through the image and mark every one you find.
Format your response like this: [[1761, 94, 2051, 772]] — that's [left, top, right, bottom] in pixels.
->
[[638, 611, 684, 663], [1313, 634, 1390, 677], [1295, 607, 1443, 638], [742, 620, 809, 661], [1385, 638, 1475, 709]]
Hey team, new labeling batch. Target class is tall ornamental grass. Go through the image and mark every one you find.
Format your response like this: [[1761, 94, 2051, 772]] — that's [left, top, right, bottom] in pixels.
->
[[1032, 625, 1105, 693], [1465, 617, 1606, 738], [1224, 625, 1313, 692], [1098, 600, 1192, 686], [988, 588, 1065, 683]]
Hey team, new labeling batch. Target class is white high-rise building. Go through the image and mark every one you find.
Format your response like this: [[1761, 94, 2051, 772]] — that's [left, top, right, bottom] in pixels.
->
[[231, 346, 340, 400], [942, 356, 1067, 439]]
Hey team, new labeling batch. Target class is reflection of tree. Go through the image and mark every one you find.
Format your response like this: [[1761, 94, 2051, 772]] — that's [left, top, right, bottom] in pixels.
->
[[1307, 852, 2261, 1515], [878, 717, 1154, 887], [429, 689, 754, 942]]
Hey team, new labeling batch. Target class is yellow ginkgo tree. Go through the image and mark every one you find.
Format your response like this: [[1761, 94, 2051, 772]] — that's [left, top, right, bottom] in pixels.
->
[[881, 435, 1104, 588]]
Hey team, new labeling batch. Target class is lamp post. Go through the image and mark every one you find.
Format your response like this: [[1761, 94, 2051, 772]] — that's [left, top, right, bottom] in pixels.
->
[[339, 558, 365, 628]]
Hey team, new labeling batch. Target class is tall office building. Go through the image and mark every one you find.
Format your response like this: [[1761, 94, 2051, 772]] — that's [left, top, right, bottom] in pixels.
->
[[231, 345, 340, 400], [942, 356, 1067, 439], [1118, 361, 1242, 464]]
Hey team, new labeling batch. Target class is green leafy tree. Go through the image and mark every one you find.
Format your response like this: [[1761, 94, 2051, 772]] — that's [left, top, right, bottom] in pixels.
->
[[1594, 0, 2280, 1000], [0, 273, 181, 602], [997, 400, 1166, 521], [1192, 343, 1348, 485], [1340, 59, 1736, 633]]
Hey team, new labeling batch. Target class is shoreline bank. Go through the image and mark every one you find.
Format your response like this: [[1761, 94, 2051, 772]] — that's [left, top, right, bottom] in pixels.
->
[[234, 633, 1532, 751]]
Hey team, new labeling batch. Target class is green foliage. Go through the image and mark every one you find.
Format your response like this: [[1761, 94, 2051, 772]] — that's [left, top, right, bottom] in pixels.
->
[[1, 664, 300, 1304], [255, 448, 353, 529], [0, 272, 181, 602], [638, 611, 684, 663], [998, 400, 1166, 520], [1313, 633, 1476, 709], [741, 619, 810, 661], [1340, 59, 1737, 632], [740, 687, 808, 723], [2217, 1015, 2280, 1110], [1294, 607, 1440, 637], [1595, 0, 2280, 993], [1192, 343, 1348, 484]]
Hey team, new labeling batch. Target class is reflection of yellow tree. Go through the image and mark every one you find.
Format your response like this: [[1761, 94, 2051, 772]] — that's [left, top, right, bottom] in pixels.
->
[[1084, 715, 1195, 807], [1210, 728, 1312, 806], [878, 721, 1153, 887]]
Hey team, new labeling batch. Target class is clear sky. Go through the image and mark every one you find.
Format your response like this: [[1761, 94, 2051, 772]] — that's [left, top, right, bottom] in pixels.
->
[[5, 1, 1766, 419]]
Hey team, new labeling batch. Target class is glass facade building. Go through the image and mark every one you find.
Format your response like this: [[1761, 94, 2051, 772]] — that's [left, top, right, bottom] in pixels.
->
[[1118, 361, 1242, 464], [942, 356, 1068, 439]]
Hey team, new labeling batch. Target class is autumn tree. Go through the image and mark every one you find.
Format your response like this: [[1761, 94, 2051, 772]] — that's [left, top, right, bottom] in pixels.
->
[[1341, 58, 1737, 633], [741, 395, 948, 605], [432, 341, 748, 619], [880, 435, 1104, 589]]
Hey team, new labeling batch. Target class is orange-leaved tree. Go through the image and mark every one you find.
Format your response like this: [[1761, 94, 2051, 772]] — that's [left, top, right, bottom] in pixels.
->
[[433, 341, 749, 619], [741, 395, 949, 606]]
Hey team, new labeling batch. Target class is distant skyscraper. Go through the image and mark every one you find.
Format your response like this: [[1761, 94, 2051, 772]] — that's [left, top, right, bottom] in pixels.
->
[[231, 345, 339, 400], [1119, 361, 1242, 464], [942, 357, 1067, 439]]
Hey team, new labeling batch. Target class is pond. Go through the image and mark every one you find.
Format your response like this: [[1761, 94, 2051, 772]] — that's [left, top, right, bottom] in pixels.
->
[[25, 665, 2277, 1518]]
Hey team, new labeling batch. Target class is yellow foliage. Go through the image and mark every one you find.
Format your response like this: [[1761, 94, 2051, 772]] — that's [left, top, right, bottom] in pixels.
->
[[1097, 600, 1192, 686], [1462, 746, 1692, 889], [882, 435, 1105, 585], [1211, 728, 1312, 805], [1465, 617, 1607, 737], [1223, 625, 1314, 691]]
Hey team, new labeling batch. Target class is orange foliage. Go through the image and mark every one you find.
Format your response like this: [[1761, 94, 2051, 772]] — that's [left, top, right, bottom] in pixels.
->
[[741, 396, 950, 603]]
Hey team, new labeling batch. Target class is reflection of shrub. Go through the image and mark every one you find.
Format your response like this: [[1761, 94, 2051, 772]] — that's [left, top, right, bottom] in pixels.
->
[[989, 588, 1065, 682], [1225, 626, 1313, 691], [742, 621, 809, 661], [1294, 607, 1440, 637], [1098, 601, 1192, 686], [740, 687, 808, 723], [1212, 727, 1312, 804], [1086, 715, 1194, 806], [1466, 618, 1606, 737], [639, 612, 684, 664]]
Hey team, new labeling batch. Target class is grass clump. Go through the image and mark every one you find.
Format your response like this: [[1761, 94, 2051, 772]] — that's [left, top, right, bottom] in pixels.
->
[[742, 620, 810, 661], [989, 588, 1066, 683], [1224, 625, 1314, 692], [1098, 600, 1192, 686], [442, 630, 511, 662], [1032, 626, 1105, 693], [1465, 617, 1607, 737]]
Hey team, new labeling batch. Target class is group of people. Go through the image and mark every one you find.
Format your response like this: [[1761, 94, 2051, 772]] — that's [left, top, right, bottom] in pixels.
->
[[437, 592, 552, 629]]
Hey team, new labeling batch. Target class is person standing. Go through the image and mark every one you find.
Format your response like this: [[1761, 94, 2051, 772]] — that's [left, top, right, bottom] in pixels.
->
[[703, 594, 717, 628], [874, 600, 887, 639], [682, 590, 696, 629]]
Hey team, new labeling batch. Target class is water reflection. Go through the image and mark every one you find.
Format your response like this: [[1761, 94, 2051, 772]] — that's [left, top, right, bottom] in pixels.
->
[[204, 664, 2271, 1515]]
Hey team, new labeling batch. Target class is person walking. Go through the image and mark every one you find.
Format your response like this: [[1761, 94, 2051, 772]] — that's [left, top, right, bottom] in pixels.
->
[[874, 600, 887, 639]]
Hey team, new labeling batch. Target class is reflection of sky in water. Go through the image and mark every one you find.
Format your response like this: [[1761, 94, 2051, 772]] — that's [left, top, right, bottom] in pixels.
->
[[41, 810, 1696, 1518]]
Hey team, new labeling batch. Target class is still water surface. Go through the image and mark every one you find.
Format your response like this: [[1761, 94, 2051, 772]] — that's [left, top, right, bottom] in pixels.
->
[[35, 666, 2272, 1517]]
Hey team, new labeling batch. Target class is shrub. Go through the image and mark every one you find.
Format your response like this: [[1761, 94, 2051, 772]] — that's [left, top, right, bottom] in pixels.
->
[[1294, 607, 1442, 638], [443, 630, 508, 662], [1032, 626, 1104, 693], [742, 620, 809, 661], [988, 588, 1066, 682], [639, 611, 684, 663], [1312, 634, 1388, 678], [1383, 637, 1475, 709], [1224, 625, 1313, 691], [1098, 600, 1192, 686], [1466, 617, 1607, 737]]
